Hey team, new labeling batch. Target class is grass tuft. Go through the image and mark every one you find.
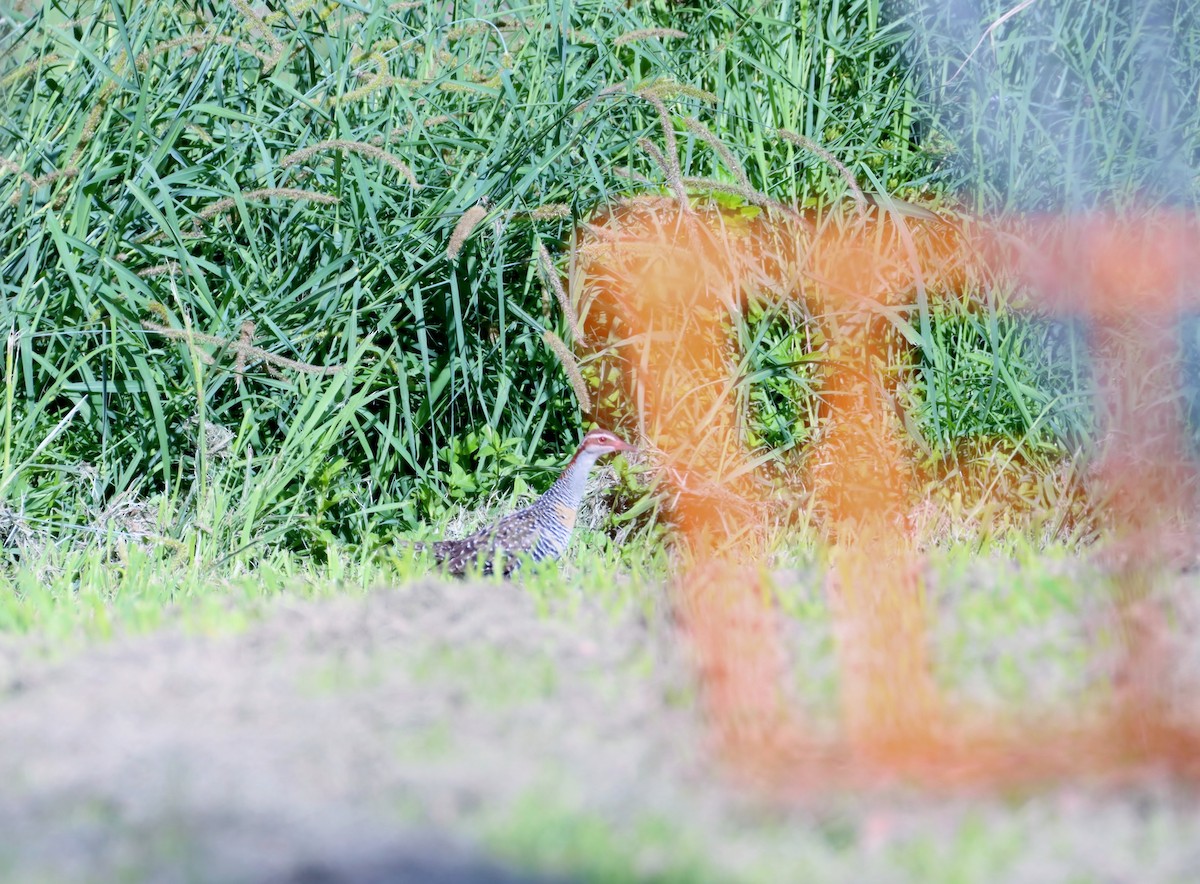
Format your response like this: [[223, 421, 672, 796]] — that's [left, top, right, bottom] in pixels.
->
[[2, 0, 1182, 559]]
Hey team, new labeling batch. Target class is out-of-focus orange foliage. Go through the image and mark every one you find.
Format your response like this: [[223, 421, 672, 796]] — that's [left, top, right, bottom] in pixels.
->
[[577, 198, 1200, 792]]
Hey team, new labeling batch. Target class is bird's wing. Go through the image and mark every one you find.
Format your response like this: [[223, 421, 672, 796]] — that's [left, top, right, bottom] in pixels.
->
[[488, 507, 542, 551], [430, 506, 541, 575]]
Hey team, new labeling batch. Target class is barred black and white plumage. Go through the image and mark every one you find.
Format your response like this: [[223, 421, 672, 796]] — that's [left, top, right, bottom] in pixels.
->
[[413, 428, 634, 577]]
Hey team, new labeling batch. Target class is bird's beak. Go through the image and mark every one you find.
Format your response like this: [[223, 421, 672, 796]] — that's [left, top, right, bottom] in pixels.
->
[[614, 438, 636, 453]]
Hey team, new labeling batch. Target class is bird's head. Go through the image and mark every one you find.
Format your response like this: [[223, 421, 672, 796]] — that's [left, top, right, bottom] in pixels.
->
[[578, 427, 635, 457]]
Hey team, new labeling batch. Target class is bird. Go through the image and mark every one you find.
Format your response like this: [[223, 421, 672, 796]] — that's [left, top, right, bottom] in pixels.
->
[[413, 428, 635, 577]]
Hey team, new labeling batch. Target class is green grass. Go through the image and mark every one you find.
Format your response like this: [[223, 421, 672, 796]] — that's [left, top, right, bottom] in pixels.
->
[[7, 0, 1189, 559], [0, 502, 1171, 883], [488, 795, 723, 884], [1, 0, 937, 555], [0, 522, 1099, 721], [905, 0, 1200, 212], [0, 521, 670, 642], [485, 799, 1038, 884]]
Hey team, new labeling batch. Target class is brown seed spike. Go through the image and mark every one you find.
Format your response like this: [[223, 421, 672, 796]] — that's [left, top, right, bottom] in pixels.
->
[[447, 202, 489, 260]]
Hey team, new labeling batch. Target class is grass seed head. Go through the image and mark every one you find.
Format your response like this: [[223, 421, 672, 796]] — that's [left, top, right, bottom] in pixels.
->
[[684, 118, 749, 188], [447, 202, 489, 260], [542, 330, 591, 413], [0, 53, 61, 90], [195, 188, 340, 224], [635, 79, 717, 105], [529, 204, 571, 220], [281, 139, 419, 188], [538, 242, 583, 342], [776, 128, 867, 213], [613, 28, 687, 48]]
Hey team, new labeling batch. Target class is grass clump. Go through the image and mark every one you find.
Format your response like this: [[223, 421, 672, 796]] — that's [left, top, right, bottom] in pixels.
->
[[0, 0, 946, 559], [0, 0, 1194, 566]]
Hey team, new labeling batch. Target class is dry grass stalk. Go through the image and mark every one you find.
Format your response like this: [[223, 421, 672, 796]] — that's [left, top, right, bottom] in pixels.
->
[[74, 51, 133, 149], [542, 330, 591, 413], [53, 17, 99, 29], [5, 165, 80, 206], [613, 27, 687, 47], [683, 117, 749, 187], [368, 37, 399, 53], [262, 0, 316, 23], [636, 137, 689, 205], [634, 89, 678, 162], [233, 320, 254, 387], [78, 28, 276, 156], [142, 319, 343, 375], [537, 242, 583, 342], [337, 0, 423, 25], [580, 221, 622, 242], [334, 9, 367, 27], [613, 166, 655, 188], [438, 79, 495, 94], [0, 157, 34, 186], [447, 201, 489, 260], [948, 0, 1041, 84], [185, 123, 215, 144], [137, 33, 277, 69], [446, 22, 493, 40], [281, 139, 419, 188], [369, 114, 455, 144], [463, 63, 503, 85], [195, 187, 340, 224], [775, 128, 867, 214], [636, 137, 670, 178], [30, 167, 79, 189], [77, 94, 112, 149], [316, 0, 347, 21]]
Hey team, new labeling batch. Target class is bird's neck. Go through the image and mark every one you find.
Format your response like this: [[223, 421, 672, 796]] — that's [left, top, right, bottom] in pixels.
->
[[548, 446, 602, 509]]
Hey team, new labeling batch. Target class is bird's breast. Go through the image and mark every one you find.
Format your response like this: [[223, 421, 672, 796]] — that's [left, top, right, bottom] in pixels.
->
[[552, 501, 577, 533]]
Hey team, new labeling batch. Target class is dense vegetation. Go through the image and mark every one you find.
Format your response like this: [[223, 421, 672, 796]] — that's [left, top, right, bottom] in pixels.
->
[[1, 0, 1197, 561]]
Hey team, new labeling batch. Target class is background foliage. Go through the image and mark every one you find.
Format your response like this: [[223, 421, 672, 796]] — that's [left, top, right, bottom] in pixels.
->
[[0, 0, 1196, 558]]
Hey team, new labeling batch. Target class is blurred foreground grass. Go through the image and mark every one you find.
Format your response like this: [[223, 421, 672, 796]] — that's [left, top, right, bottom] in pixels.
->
[[6, 538, 1184, 884]]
